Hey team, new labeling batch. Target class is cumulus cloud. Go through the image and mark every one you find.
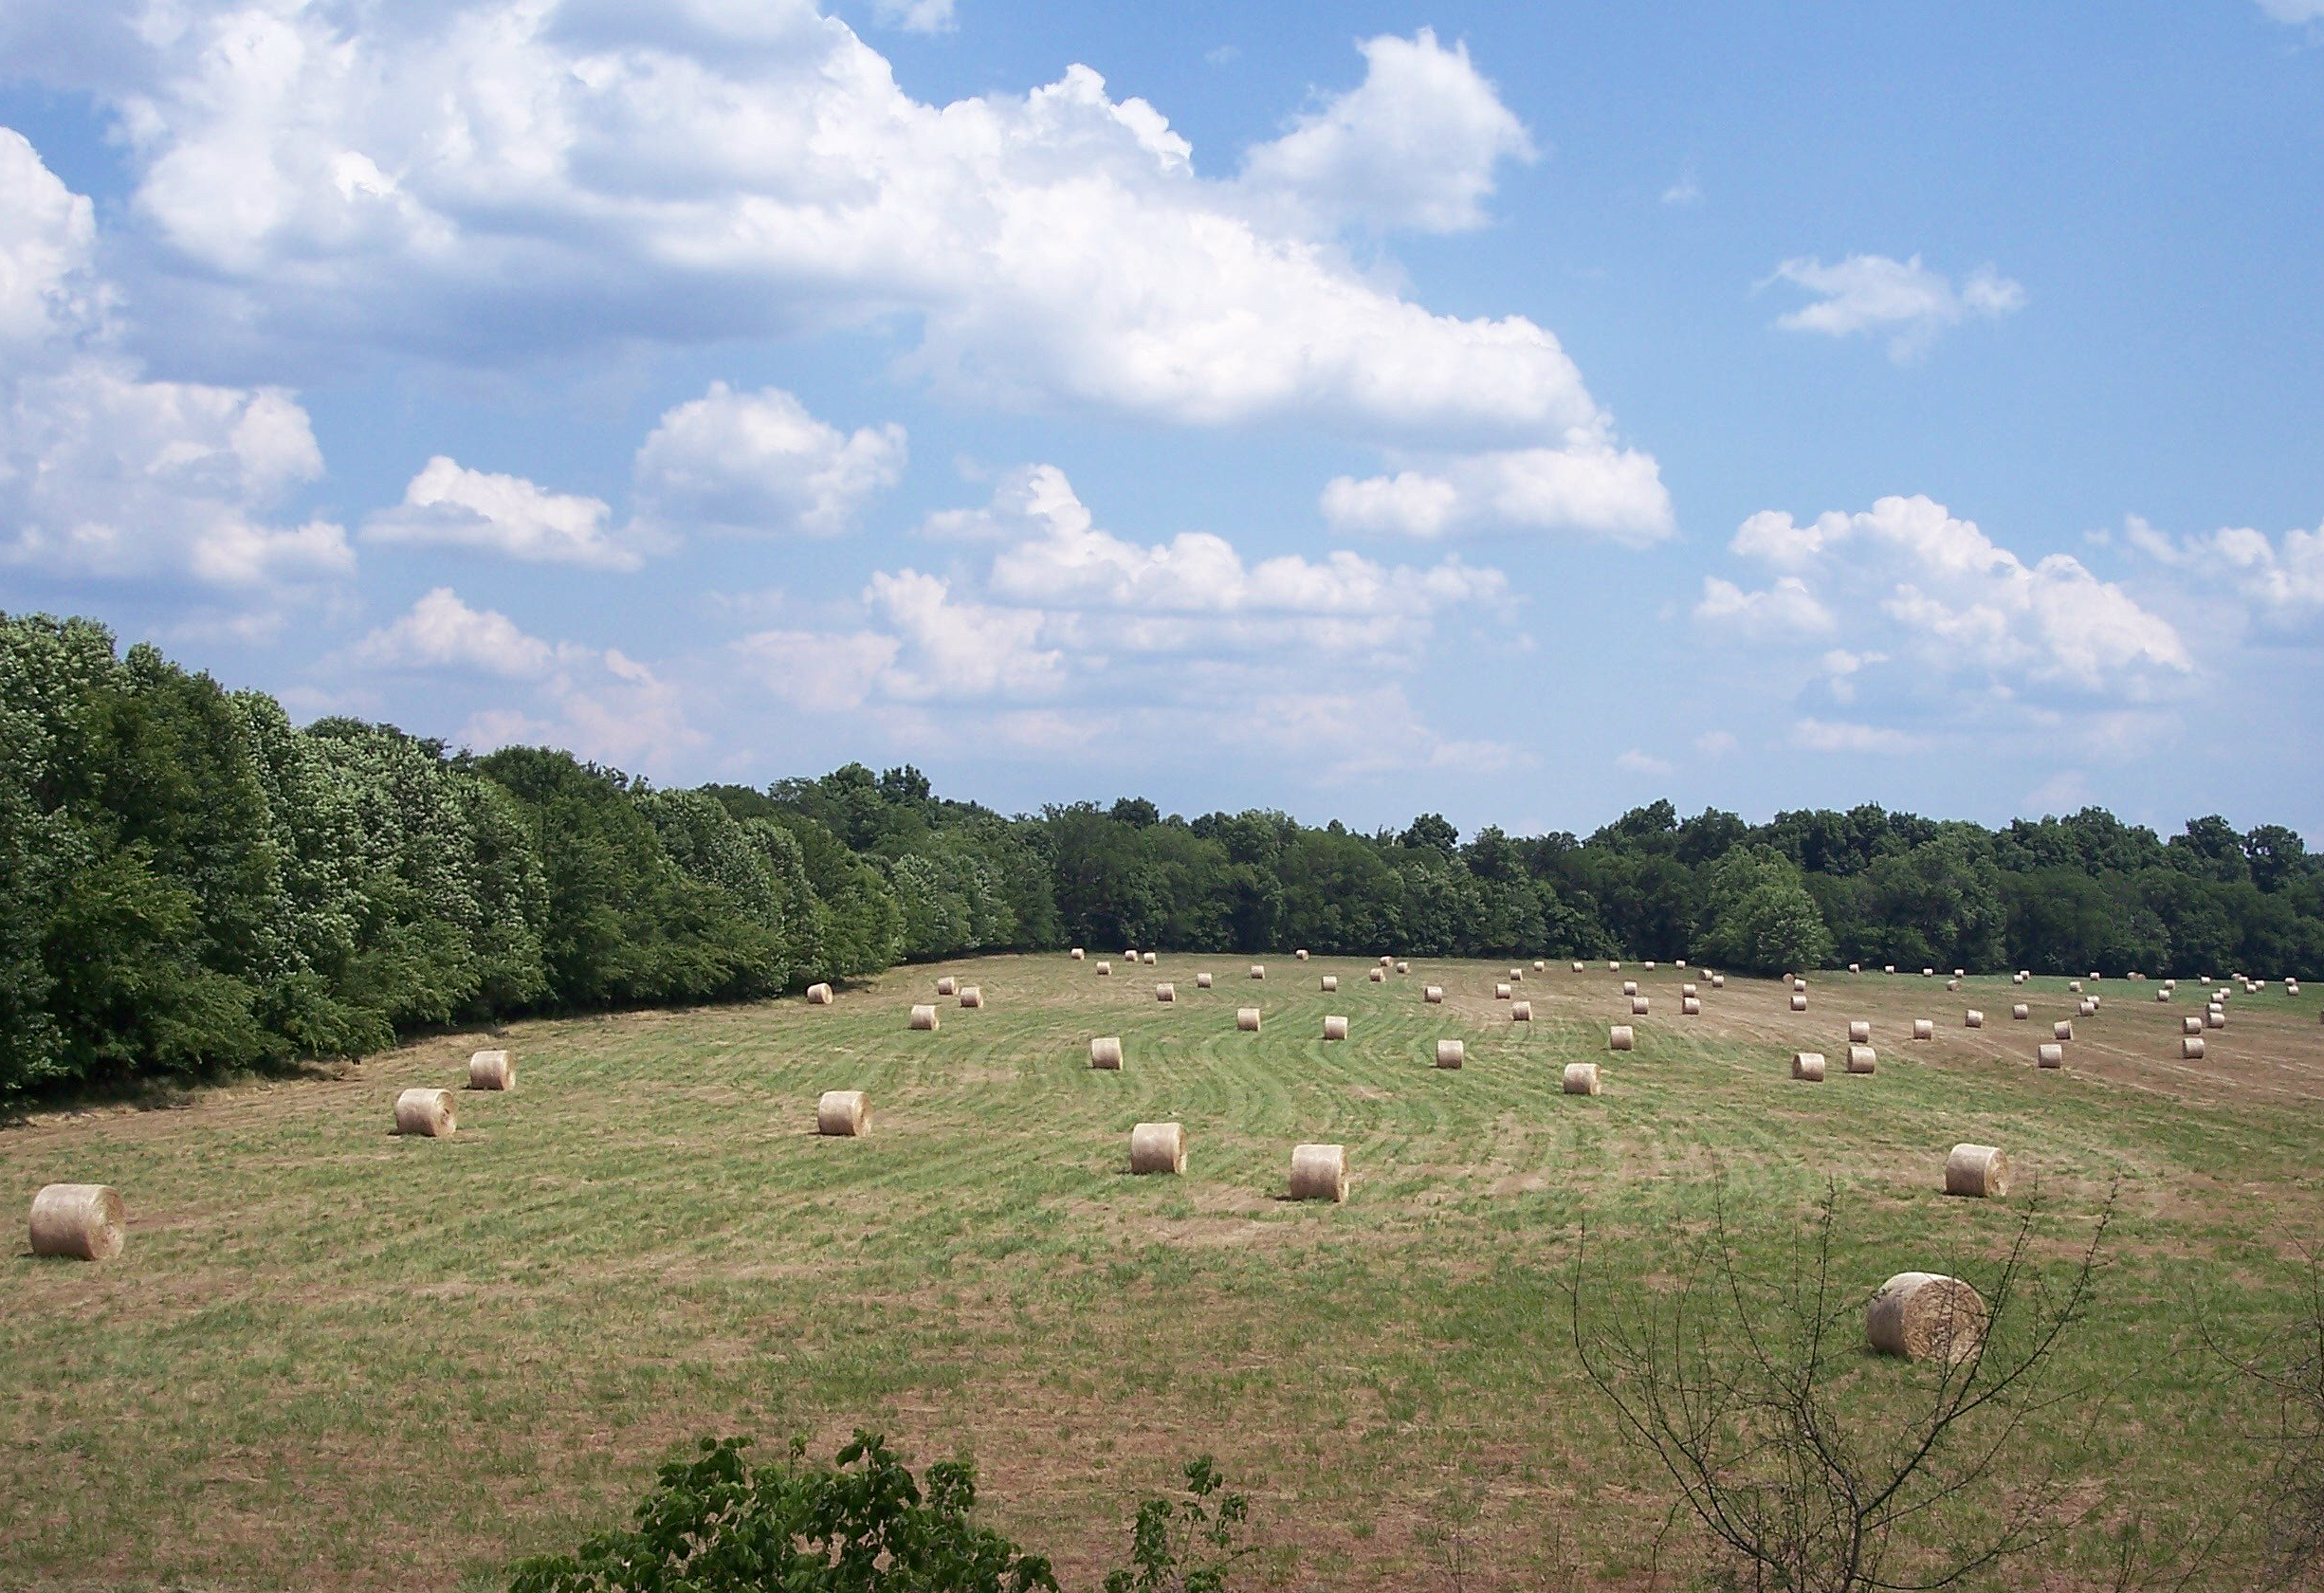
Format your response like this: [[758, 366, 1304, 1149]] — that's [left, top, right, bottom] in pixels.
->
[[631, 382, 906, 538], [1767, 253, 2025, 359], [365, 456, 637, 569], [0, 127, 99, 346], [2127, 514, 2324, 617], [1319, 440, 1674, 544], [349, 586, 563, 677], [1239, 28, 1536, 234], [1791, 718, 1931, 755], [2257, 0, 2324, 20], [1707, 495, 2190, 698], [870, 0, 955, 32], [1615, 749, 1674, 776]]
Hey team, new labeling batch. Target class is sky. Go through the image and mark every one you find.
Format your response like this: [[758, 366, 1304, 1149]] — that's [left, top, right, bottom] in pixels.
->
[[2, 0, 2319, 842]]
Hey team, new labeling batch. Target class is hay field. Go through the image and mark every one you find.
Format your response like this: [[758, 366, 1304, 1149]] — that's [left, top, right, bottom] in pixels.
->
[[4, 957, 2319, 1590]]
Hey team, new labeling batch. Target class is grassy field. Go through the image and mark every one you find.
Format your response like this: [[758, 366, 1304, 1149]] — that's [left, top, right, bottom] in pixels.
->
[[4, 955, 2319, 1590]]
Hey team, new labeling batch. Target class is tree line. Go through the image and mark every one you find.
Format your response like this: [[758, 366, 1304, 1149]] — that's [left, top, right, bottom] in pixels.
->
[[4, 613, 2317, 1102]]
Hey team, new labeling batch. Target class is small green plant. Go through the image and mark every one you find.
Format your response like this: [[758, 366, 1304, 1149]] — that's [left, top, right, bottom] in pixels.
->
[[1102, 1456, 1253, 1593], [507, 1431, 1057, 1593]]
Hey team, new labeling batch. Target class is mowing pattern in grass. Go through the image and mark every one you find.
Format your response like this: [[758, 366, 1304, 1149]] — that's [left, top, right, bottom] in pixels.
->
[[4, 958, 2319, 1590]]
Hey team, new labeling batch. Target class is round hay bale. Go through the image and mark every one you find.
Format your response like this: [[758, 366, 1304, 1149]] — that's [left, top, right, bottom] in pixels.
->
[[1572, 961, 1585, 972], [1965, 1010, 1985, 1029], [1097, 961, 1112, 976], [1633, 996, 1652, 1016], [1922, 967, 1935, 978], [1846, 1045, 1876, 1074], [1793, 1052, 1826, 1082], [1155, 982, 1176, 1002], [1495, 982, 1512, 999], [816, 1089, 868, 1136], [1621, 980, 1638, 997], [2038, 1043, 2064, 1068], [1867, 1273, 1988, 1364], [1609, 1025, 1635, 1052], [2012, 971, 2026, 984], [910, 1004, 941, 1032], [1323, 1014, 1348, 1041], [1295, 948, 1309, 961], [1885, 963, 1897, 974], [1848, 1019, 1872, 1044], [2077, 998, 2096, 1016], [1130, 1121, 1185, 1174], [1675, 959, 1689, 969], [2156, 989, 2172, 1001], [1912, 1019, 1934, 1041], [2070, 980, 2083, 993], [1945, 1144, 2008, 1199], [1289, 1143, 1347, 1202], [959, 986, 983, 1009], [1124, 947, 1138, 961], [1436, 1039, 1465, 1069], [1237, 1007, 1262, 1033], [1368, 967, 1386, 983], [1197, 972, 1214, 989], [394, 1087, 456, 1137], [2181, 1035, 2206, 1060], [2012, 1003, 2029, 1019], [1792, 977, 1807, 993], [1681, 982, 1698, 998], [1250, 964, 1266, 980], [1509, 967, 1524, 981], [1682, 996, 1701, 1015], [1564, 1062, 1602, 1095], [27, 1184, 125, 1261], [1089, 1035, 1124, 1071], [467, 1049, 515, 1091], [1071, 947, 1085, 961], [1947, 979, 1961, 993], [2182, 1016, 2203, 1035], [1382, 955, 1397, 968], [1711, 974, 1726, 989], [2052, 1020, 2073, 1041], [808, 982, 834, 1004], [1321, 975, 1340, 993], [1511, 1000, 1533, 1022], [1608, 960, 1621, 971], [1645, 960, 1658, 970], [1424, 984, 1444, 1003], [1789, 993, 1808, 1012], [1396, 960, 1410, 975], [936, 976, 957, 997], [1533, 960, 1546, 971], [1849, 961, 1861, 974], [1144, 952, 1157, 966]]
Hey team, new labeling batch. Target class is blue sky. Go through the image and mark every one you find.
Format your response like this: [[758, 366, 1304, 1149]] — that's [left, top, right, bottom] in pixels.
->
[[3, 0, 2319, 839]]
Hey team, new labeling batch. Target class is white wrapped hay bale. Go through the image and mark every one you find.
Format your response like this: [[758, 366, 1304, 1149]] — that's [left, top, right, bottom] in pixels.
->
[[1237, 1007, 1262, 1033], [1846, 1045, 1876, 1074], [1295, 948, 1309, 961], [1682, 997, 1700, 1015], [2038, 1044, 2065, 1069], [1071, 947, 1085, 961], [1792, 1052, 1826, 1082], [1096, 961, 1112, 977], [1155, 982, 1176, 1003], [1143, 952, 1158, 966], [1944, 1144, 2008, 1199], [936, 976, 957, 997], [1609, 960, 1621, 971], [910, 1004, 941, 1031], [1849, 961, 1861, 974], [1868, 1273, 1988, 1364], [1913, 1019, 1934, 1041], [808, 983, 834, 1005], [1609, 1025, 1635, 1052], [1368, 967, 1386, 983], [1645, 960, 1657, 970], [1322, 1014, 1348, 1041], [1382, 955, 1396, 967], [1533, 960, 1546, 971], [467, 1049, 514, 1091], [1511, 1000, 1533, 1022], [2156, 989, 2172, 1002], [1675, 959, 1688, 969], [1289, 1143, 1346, 1202], [1792, 977, 1807, 993], [2070, 980, 2083, 994], [1089, 1036, 1124, 1071], [1849, 1019, 1872, 1044], [1436, 1039, 1465, 1069], [1965, 1010, 1985, 1029], [1423, 984, 1444, 1003], [1681, 982, 1698, 998], [28, 1184, 126, 1261], [394, 1088, 456, 1137], [2181, 1036, 2206, 1060], [1130, 1121, 1184, 1174], [1572, 961, 1585, 973], [1321, 975, 1339, 993], [816, 1089, 868, 1136], [1564, 1062, 1602, 1095]]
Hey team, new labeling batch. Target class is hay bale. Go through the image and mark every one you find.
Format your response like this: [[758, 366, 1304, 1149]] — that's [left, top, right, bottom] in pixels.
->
[[1321, 975, 1340, 993], [1945, 1144, 2008, 1199], [1849, 961, 1861, 973], [1250, 964, 1266, 980], [1534, 960, 1546, 971], [1792, 1052, 1826, 1082], [1789, 993, 1807, 1012], [1495, 982, 1512, 999], [1633, 996, 1652, 1016], [1947, 979, 1961, 993], [467, 1049, 515, 1091], [1295, 948, 1309, 961], [1197, 972, 1214, 989], [2181, 1035, 2206, 1060], [1089, 1035, 1124, 1070], [27, 1184, 125, 1261], [1965, 1010, 1985, 1029], [1644, 959, 1657, 970], [1512, 1000, 1533, 1022], [1237, 1007, 1262, 1033], [936, 976, 957, 996], [1681, 982, 1698, 998], [1609, 1025, 1635, 1052], [1368, 967, 1386, 983], [1885, 963, 1896, 974], [2155, 989, 2171, 1001], [808, 982, 834, 1004], [1676, 959, 1689, 969], [1424, 984, 1444, 1003], [1682, 997, 1701, 1015], [2012, 971, 2026, 984], [1155, 982, 1176, 1003], [2012, 1003, 2029, 1019], [1509, 967, 1525, 980], [1071, 947, 1085, 961], [1436, 1039, 1465, 1069], [1868, 1273, 1989, 1364], [2052, 1020, 2073, 1041], [2205, 1007, 2227, 1029], [2038, 1043, 2064, 1068], [1849, 1020, 1872, 1044], [816, 1089, 868, 1136], [1711, 974, 1726, 989], [2070, 980, 2083, 993], [1912, 1019, 1933, 1041], [910, 1004, 941, 1031], [1621, 980, 1638, 997], [1396, 960, 1410, 975], [1143, 952, 1157, 966], [1097, 961, 1112, 977], [2182, 1016, 2203, 1035], [394, 1087, 456, 1137], [1323, 1014, 1348, 1041], [1792, 977, 1807, 993], [1847, 1044, 1876, 1074], [1130, 1121, 1185, 1174], [1564, 1062, 1602, 1095], [957, 985, 983, 1009], [1572, 961, 1585, 973], [1922, 966, 1934, 978], [1289, 1143, 1347, 1202]]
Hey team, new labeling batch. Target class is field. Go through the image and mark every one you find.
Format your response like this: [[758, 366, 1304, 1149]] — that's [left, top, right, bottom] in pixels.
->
[[4, 955, 2320, 1590]]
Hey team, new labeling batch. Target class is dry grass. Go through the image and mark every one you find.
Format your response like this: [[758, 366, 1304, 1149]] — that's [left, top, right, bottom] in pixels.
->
[[3, 958, 2320, 1590]]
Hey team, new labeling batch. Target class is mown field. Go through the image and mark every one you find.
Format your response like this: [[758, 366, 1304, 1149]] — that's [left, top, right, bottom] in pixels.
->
[[4, 955, 2319, 1590]]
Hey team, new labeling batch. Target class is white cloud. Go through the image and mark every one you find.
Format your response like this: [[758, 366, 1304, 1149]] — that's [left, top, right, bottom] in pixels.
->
[[1711, 495, 2191, 695], [732, 628, 903, 709], [1215, 685, 1527, 782], [1660, 172, 1700, 207], [870, 0, 954, 32], [1320, 441, 1674, 544], [0, 127, 99, 347], [2257, 0, 2324, 20], [365, 456, 637, 569], [1694, 730, 1738, 758], [1767, 253, 2025, 359], [2128, 514, 2324, 617], [631, 382, 905, 538], [1239, 28, 1536, 234], [864, 568, 1064, 701], [349, 586, 562, 677], [1615, 749, 1674, 776], [1791, 718, 1931, 755]]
